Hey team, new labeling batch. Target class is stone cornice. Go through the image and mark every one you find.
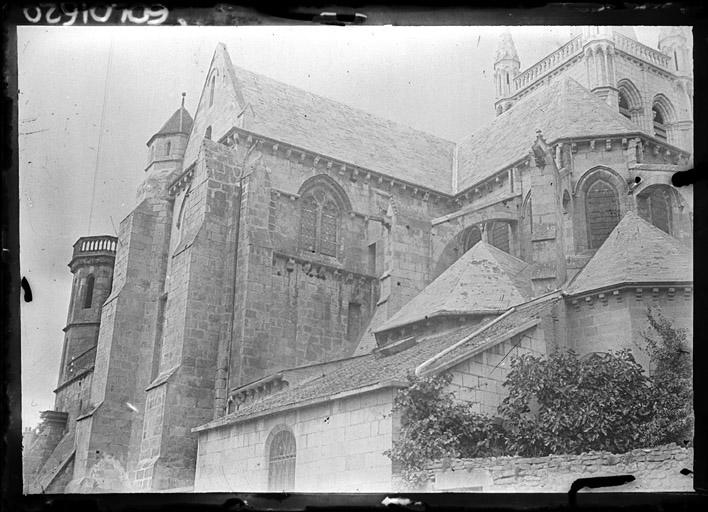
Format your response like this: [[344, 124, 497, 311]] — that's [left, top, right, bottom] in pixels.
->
[[54, 367, 94, 393], [62, 321, 101, 332], [218, 126, 456, 204], [272, 251, 377, 283], [564, 283, 692, 306], [457, 132, 688, 200], [168, 163, 196, 196]]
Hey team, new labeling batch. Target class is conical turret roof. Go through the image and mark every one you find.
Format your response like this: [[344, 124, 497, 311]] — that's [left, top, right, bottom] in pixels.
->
[[147, 106, 193, 146]]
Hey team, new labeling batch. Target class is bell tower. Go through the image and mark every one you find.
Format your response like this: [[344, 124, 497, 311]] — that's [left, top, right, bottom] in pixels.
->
[[493, 30, 521, 116]]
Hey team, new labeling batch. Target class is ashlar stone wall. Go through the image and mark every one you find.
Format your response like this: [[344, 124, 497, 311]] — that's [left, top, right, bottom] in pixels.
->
[[194, 388, 396, 492]]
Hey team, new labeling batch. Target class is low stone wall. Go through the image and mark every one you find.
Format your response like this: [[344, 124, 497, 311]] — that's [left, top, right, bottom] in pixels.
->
[[423, 444, 693, 492]]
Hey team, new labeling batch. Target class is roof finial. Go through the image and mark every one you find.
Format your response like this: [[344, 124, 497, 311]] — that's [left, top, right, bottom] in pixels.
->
[[180, 92, 186, 131]]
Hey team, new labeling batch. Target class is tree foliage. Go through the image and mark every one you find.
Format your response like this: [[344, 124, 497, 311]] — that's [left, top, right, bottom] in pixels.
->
[[498, 348, 654, 456], [386, 308, 692, 484], [639, 307, 693, 446]]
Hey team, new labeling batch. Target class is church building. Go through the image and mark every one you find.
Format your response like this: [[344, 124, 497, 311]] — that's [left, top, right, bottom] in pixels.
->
[[24, 27, 693, 493]]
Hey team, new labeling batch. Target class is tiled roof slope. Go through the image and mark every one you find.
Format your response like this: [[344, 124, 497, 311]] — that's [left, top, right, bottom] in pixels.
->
[[565, 211, 692, 296], [195, 293, 560, 431], [421, 293, 561, 375], [456, 77, 638, 191], [374, 241, 532, 333], [148, 107, 194, 144], [229, 59, 456, 193]]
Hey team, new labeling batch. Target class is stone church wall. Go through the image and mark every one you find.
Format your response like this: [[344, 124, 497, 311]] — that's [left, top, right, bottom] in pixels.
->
[[566, 287, 692, 370], [194, 388, 396, 492]]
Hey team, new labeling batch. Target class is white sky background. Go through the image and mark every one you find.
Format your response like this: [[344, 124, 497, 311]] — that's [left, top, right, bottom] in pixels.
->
[[18, 25, 662, 428]]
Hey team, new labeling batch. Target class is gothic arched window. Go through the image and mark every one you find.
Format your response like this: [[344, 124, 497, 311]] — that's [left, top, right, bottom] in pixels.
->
[[300, 188, 341, 257], [165, 141, 171, 156], [267, 428, 296, 492], [83, 274, 95, 309], [652, 105, 666, 141], [618, 90, 631, 119], [637, 186, 672, 234], [488, 222, 510, 253], [585, 179, 620, 249], [462, 226, 482, 253]]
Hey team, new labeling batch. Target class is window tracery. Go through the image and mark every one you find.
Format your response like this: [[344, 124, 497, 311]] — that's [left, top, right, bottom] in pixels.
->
[[300, 187, 341, 258], [585, 178, 620, 249], [267, 428, 296, 491]]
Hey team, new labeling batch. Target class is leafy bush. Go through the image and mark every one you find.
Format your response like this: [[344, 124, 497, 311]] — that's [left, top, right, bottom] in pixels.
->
[[386, 308, 692, 482], [384, 372, 506, 486], [498, 348, 654, 456]]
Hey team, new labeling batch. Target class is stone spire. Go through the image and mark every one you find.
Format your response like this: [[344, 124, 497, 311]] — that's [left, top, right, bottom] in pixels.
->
[[493, 30, 521, 115], [658, 27, 691, 77], [495, 30, 520, 64]]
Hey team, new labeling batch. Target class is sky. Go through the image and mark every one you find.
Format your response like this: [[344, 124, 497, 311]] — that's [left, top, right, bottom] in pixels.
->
[[17, 25, 663, 428]]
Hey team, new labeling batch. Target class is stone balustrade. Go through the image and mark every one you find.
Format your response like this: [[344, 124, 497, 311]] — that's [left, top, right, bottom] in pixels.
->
[[613, 32, 671, 70], [513, 35, 583, 91], [72, 235, 117, 259]]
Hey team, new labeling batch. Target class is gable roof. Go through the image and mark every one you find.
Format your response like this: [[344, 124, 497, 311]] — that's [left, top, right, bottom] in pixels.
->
[[194, 293, 560, 432], [456, 77, 639, 191], [374, 241, 532, 333], [147, 106, 193, 146], [565, 211, 692, 296], [226, 52, 456, 193]]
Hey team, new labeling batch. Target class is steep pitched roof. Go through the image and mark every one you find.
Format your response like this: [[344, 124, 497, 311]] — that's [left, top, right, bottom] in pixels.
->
[[565, 211, 692, 296], [374, 241, 532, 333], [229, 59, 456, 193], [147, 106, 193, 145], [194, 293, 560, 431], [456, 77, 639, 191]]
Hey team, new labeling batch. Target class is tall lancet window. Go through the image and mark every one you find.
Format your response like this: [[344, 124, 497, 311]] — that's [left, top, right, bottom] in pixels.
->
[[585, 178, 620, 249], [209, 74, 216, 107], [300, 188, 341, 257]]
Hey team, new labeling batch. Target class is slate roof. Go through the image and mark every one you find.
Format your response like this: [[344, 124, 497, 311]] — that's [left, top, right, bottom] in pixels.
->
[[374, 241, 533, 333], [194, 292, 561, 432], [565, 211, 692, 296], [226, 56, 456, 193], [147, 106, 194, 145], [456, 77, 639, 191]]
